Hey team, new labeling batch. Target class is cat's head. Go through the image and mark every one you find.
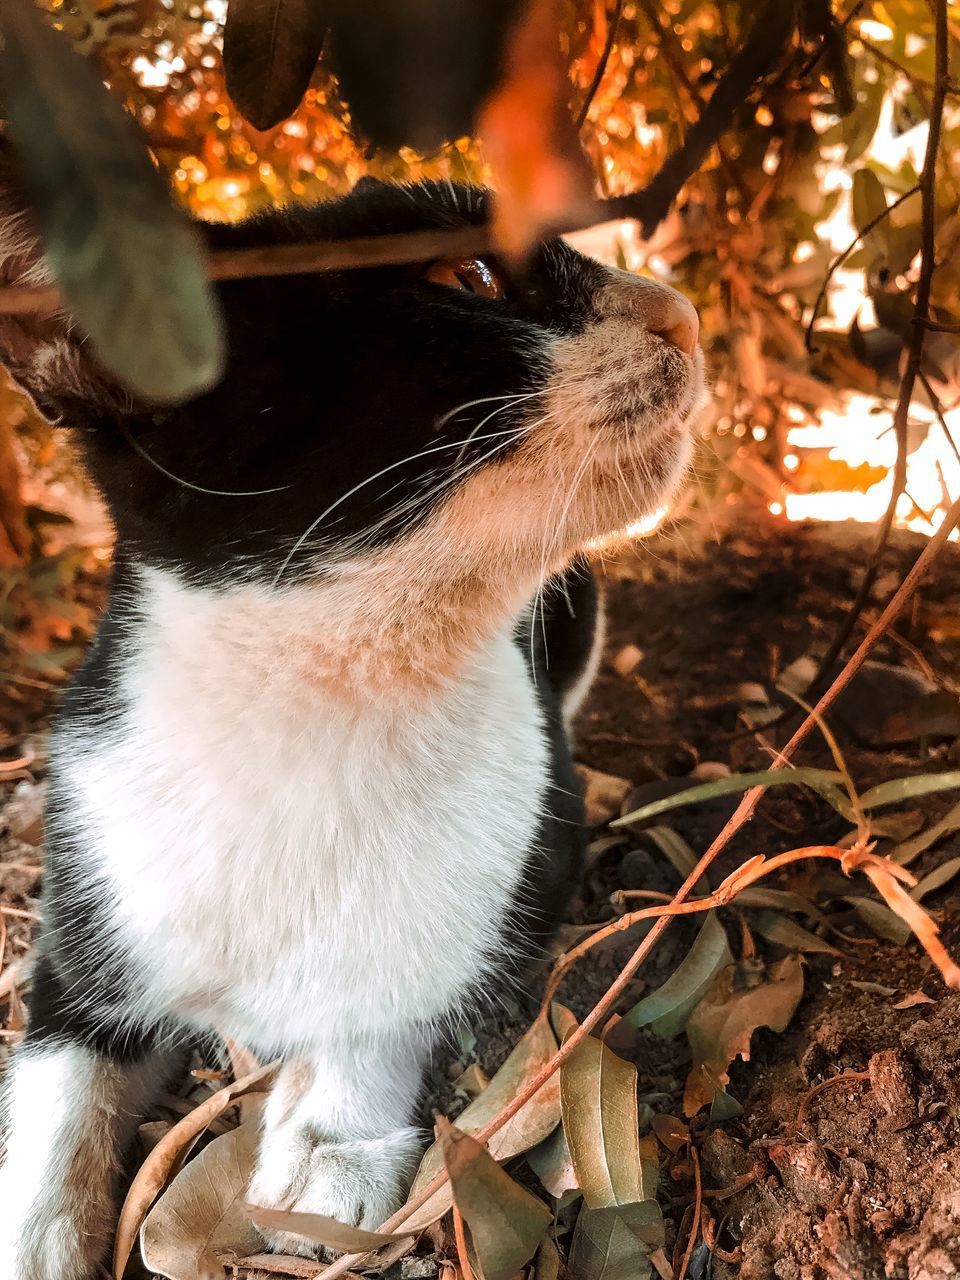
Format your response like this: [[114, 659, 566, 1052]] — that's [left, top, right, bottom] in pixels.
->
[[0, 170, 703, 615]]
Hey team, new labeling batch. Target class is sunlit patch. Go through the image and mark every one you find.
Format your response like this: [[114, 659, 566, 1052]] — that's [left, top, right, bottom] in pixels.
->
[[770, 394, 960, 542]]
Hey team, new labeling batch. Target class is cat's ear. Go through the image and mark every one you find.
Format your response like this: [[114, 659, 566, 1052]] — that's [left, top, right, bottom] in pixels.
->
[[352, 175, 387, 196], [0, 138, 115, 421]]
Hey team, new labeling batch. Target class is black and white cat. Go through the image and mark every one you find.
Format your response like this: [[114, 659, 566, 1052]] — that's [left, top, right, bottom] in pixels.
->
[[0, 164, 702, 1277]]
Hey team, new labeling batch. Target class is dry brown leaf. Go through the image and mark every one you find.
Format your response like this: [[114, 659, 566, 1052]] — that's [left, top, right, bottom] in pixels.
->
[[893, 990, 936, 1009], [684, 955, 804, 1116], [112, 1061, 278, 1279], [140, 1121, 262, 1279], [476, 0, 594, 255], [245, 1206, 412, 1253], [404, 1013, 561, 1231]]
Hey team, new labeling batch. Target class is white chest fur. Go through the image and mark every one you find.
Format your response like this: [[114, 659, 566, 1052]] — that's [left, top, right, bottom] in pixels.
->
[[54, 569, 550, 1052]]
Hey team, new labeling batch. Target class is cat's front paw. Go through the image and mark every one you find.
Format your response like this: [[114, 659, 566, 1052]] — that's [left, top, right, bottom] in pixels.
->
[[249, 1127, 422, 1258]]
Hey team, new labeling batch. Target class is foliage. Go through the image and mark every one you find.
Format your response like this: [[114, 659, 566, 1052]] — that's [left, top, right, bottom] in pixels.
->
[[2, 0, 953, 522]]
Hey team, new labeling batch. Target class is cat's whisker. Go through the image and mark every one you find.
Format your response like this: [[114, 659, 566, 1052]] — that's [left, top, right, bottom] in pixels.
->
[[272, 426, 527, 585]]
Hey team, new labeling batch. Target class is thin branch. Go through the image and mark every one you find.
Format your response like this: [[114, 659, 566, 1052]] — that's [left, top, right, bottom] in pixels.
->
[[634, 0, 800, 236], [678, 1148, 702, 1280], [318, 486, 960, 1280], [575, 0, 626, 130], [916, 317, 960, 333], [790, 0, 948, 718], [804, 183, 922, 352]]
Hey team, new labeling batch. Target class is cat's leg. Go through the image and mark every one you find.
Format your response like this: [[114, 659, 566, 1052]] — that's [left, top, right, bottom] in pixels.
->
[[249, 1032, 426, 1255], [0, 956, 177, 1280]]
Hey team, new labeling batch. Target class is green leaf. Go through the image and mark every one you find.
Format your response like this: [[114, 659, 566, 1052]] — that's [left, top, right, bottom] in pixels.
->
[[223, 0, 326, 132], [860, 770, 960, 810], [612, 768, 848, 828], [751, 910, 842, 957], [0, 0, 224, 403], [567, 1200, 665, 1280], [892, 801, 960, 866], [622, 912, 732, 1037], [852, 169, 889, 244], [560, 1036, 650, 1210], [438, 1117, 551, 1280]]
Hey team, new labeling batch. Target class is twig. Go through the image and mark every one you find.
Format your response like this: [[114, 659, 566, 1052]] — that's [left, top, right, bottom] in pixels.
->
[[804, 183, 922, 352], [633, 0, 800, 236], [451, 1205, 476, 1280], [918, 368, 960, 468], [794, 1069, 870, 1130], [916, 317, 960, 333], [677, 1148, 702, 1280], [575, 0, 626, 131]]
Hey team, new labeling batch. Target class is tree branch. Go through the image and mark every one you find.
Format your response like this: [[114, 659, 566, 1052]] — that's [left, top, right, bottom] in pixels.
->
[[575, 0, 626, 131]]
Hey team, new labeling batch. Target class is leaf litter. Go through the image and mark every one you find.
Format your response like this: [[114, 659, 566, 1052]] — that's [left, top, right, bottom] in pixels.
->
[[8, 516, 960, 1277]]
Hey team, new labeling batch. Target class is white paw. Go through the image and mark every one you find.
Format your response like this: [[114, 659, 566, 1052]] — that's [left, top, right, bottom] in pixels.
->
[[248, 1127, 423, 1258]]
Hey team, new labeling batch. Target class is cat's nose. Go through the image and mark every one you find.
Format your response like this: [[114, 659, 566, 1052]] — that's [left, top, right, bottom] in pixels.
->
[[600, 274, 700, 358], [651, 297, 699, 358]]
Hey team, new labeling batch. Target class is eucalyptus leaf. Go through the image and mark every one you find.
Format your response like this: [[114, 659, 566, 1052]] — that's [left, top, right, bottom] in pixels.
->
[[140, 1123, 262, 1279], [893, 802, 960, 866], [612, 768, 848, 829], [861, 771, 960, 810], [438, 1117, 551, 1280], [404, 1014, 560, 1231], [0, 0, 224, 402], [752, 909, 842, 957], [223, 0, 327, 132], [852, 168, 889, 244], [622, 911, 731, 1037], [910, 856, 960, 902], [560, 1035, 649, 1210], [567, 1200, 664, 1280], [843, 896, 911, 944]]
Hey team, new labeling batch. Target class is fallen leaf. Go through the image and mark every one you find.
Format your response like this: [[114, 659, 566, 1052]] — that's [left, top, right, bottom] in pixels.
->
[[404, 1014, 560, 1231], [577, 765, 633, 827], [527, 1123, 579, 1199], [532, 1235, 562, 1280], [651, 1114, 688, 1155], [567, 1200, 665, 1280], [684, 955, 804, 1116], [751, 910, 842, 957], [140, 1121, 262, 1279], [612, 768, 849, 829], [113, 1062, 278, 1279], [893, 990, 936, 1009], [843, 896, 911, 945], [438, 1117, 551, 1280], [622, 911, 732, 1036], [245, 1206, 411, 1252], [892, 801, 960, 866], [560, 1035, 650, 1210], [860, 770, 960, 810], [640, 825, 709, 893], [910, 856, 960, 901]]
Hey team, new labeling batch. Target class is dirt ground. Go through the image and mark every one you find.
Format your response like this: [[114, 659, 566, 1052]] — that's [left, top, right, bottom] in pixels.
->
[[3, 510, 960, 1278]]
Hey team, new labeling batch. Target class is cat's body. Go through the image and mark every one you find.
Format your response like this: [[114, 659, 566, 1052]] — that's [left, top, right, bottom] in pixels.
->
[[0, 171, 702, 1277]]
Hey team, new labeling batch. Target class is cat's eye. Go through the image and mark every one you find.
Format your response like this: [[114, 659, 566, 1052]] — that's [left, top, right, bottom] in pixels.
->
[[425, 257, 504, 299]]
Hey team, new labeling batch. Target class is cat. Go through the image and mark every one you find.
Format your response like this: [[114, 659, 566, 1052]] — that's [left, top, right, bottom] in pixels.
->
[[0, 160, 703, 1277]]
